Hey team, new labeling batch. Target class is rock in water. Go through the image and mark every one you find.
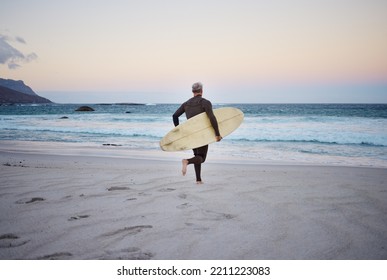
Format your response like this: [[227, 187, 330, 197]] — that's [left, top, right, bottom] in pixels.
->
[[75, 106, 94, 112]]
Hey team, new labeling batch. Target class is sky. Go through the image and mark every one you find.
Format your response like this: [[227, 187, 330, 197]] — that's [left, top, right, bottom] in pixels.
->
[[1, 0, 386, 103]]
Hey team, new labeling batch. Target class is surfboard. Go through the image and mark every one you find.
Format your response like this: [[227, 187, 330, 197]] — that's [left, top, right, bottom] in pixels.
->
[[160, 107, 244, 151]]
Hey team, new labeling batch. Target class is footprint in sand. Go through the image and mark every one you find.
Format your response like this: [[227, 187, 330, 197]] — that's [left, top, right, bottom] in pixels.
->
[[37, 252, 72, 260], [108, 186, 131, 191], [201, 210, 236, 221], [15, 197, 45, 204], [184, 223, 209, 232], [138, 192, 152, 197], [101, 225, 153, 238], [178, 193, 187, 199], [0, 234, 29, 248], [68, 215, 90, 221], [101, 247, 153, 260], [177, 202, 192, 209], [158, 188, 176, 192]]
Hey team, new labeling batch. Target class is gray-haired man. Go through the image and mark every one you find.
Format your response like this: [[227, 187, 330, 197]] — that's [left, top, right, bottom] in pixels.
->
[[173, 82, 222, 184]]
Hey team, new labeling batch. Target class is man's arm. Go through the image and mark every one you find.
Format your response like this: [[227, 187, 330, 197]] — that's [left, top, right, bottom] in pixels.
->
[[203, 100, 221, 138], [173, 104, 185, 127]]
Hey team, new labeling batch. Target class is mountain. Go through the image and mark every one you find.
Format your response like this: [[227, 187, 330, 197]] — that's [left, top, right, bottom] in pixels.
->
[[0, 79, 52, 104], [0, 78, 38, 96]]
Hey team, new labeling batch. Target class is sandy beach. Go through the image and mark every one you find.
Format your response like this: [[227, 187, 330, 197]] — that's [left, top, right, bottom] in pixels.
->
[[0, 141, 386, 260]]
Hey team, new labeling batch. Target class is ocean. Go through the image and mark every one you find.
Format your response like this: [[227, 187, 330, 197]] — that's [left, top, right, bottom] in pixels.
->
[[1, 103, 386, 167]]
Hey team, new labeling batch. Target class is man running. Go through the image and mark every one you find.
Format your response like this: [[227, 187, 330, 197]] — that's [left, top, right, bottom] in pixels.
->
[[172, 82, 222, 184]]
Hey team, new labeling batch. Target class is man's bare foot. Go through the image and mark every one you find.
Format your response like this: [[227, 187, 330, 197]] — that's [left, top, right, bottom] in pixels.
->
[[182, 159, 188, 176], [196, 181, 204, 185]]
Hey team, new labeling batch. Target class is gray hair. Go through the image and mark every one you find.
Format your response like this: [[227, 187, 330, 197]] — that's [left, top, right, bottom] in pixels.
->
[[192, 82, 203, 93]]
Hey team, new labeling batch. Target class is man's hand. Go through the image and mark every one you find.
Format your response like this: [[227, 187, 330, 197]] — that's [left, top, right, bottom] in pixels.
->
[[216, 136, 222, 142]]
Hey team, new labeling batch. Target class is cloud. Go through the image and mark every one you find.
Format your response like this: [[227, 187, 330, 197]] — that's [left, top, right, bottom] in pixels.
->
[[0, 34, 38, 70], [8, 62, 21, 70]]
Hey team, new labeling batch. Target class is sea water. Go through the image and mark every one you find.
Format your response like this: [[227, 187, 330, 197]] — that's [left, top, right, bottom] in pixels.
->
[[1, 103, 386, 167]]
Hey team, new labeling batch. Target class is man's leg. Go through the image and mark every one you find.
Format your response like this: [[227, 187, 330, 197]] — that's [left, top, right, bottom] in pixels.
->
[[182, 159, 189, 175], [182, 145, 208, 183], [194, 163, 202, 183]]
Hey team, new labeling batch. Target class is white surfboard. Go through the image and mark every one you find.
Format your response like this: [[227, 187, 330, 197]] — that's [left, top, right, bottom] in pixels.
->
[[160, 107, 244, 151]]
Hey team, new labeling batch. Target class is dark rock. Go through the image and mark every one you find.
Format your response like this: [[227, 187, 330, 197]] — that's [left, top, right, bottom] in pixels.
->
[[59, 116, 69, 119], [75, 106, 94, 112], [103, 143, 122, 146]]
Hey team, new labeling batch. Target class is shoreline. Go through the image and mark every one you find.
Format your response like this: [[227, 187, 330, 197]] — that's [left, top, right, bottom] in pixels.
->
[[1, 140, 386, 169], [1, 140, 387, 259]]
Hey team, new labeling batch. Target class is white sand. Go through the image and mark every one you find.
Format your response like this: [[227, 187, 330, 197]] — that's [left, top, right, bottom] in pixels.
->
[[0, 141, 386, 260]]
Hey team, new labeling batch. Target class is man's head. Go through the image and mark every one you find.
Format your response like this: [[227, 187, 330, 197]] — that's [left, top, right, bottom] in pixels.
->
[[192, 82, 203, 95]]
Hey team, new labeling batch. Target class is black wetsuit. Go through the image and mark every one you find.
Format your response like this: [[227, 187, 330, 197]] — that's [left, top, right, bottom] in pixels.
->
[[173, 95, 220, 182]]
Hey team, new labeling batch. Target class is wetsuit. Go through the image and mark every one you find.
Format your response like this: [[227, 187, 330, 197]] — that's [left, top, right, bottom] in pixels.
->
[[173, 95, 220, 182]]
